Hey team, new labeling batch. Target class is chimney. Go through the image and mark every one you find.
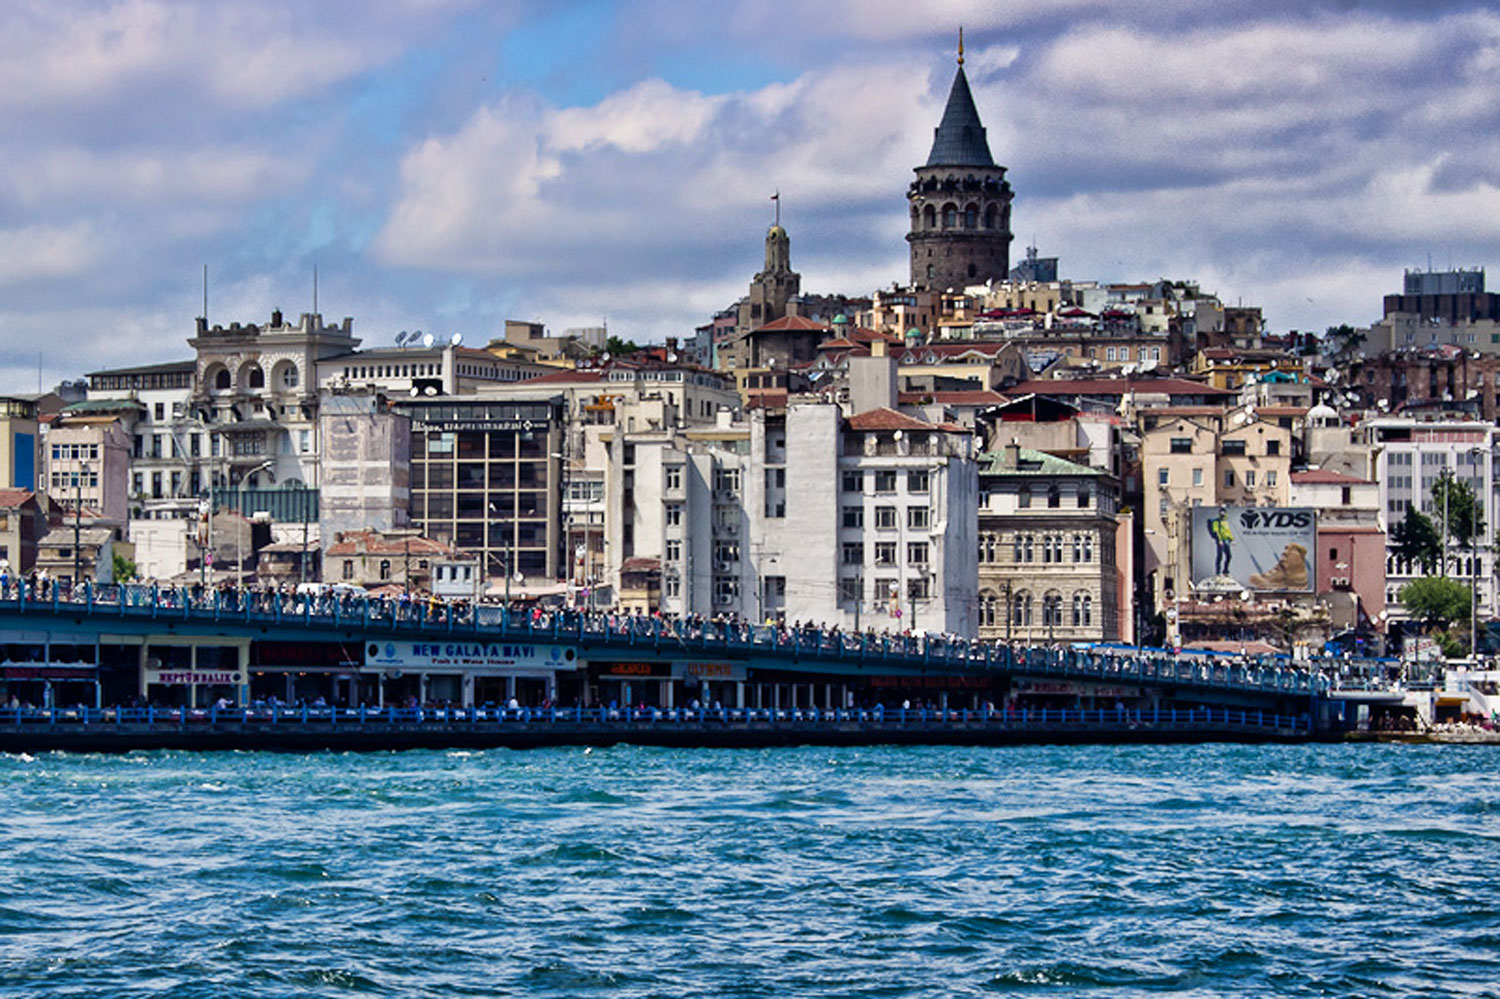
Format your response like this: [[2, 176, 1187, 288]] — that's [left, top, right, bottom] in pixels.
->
[[1005, 437, 1022, 469]]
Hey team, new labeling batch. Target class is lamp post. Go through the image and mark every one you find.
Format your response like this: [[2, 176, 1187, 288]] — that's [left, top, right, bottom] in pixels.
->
[[72, 468, 82, 591], [237, 459, 275, 587]]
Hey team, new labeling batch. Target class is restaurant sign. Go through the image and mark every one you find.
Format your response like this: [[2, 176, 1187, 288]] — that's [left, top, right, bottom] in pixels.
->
[[671, 661, 747, 682], [145, 667, 244, 686], [365, 641, 577, 672]]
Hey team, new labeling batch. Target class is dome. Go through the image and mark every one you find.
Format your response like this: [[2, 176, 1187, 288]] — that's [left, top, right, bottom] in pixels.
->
[[832, 314, 849, 325], [1307, 402, 1339, 426], [767, 225, 787, 239]]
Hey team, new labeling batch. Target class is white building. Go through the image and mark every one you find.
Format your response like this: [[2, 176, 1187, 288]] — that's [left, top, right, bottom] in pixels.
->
[[607, 401, 978, 635], [1370, 416, 1500, 622]]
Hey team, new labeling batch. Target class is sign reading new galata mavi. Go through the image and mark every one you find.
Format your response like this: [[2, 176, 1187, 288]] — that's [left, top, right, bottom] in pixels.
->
[[1191, 506, 1316, 593], [364, 641, 578, 672]]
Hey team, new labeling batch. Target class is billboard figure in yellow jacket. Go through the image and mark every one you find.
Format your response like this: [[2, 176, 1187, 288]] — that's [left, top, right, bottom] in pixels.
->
[[1210, 507, 1234, 576]]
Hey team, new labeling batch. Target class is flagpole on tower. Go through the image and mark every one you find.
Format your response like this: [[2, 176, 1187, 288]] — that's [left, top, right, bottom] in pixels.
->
[[771, 190, 780, 227]]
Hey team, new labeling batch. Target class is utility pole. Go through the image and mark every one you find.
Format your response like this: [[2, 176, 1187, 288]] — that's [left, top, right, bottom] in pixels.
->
[[72, 470, 82, 590]]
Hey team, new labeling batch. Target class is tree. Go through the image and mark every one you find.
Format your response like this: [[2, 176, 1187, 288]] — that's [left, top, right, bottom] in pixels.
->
[[603, 335, 640, 356], [1398, 577, 1472, 632], [112, 551, 137, 583], [1430, 471, 1485, 549], [1390, 504, 1442, 574], [1324, 323, 1366, 365]]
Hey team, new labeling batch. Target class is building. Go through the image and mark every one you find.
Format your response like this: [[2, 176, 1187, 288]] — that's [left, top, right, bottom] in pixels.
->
[[608, 402, 977, 634], [35, 526, 119, 587], [392, 395, 565, 586], [0, 489, 46, 573], [1369, 416, 1500, 625], [976, 444, 1122, 643], [43, 407, 134, 524], [0, 395, 41, 491], [906, 41, 1014, 289], [324, 529, 454, 592]]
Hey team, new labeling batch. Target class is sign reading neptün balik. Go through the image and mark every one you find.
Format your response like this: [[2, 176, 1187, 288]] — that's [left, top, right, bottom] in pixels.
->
[[365, 641, 577, 671]]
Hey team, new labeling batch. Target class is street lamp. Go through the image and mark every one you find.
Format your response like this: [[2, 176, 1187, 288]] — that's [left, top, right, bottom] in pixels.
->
[[237, 459, 275, 587]]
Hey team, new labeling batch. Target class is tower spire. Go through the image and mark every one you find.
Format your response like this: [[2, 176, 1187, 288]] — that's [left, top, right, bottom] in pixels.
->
[[958, 27, 964, 66]]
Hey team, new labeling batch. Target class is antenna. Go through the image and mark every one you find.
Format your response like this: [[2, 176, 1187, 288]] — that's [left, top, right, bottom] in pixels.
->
[[202, 264, 208, 324], [312, 263, 318, 318]]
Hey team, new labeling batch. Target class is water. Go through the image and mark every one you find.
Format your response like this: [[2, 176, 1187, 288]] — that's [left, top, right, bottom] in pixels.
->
[[1, 744, 1496, 998]]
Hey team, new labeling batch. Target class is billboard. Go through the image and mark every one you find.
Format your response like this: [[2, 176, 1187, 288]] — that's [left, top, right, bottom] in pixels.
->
[[1191, 506, 1315, 592]]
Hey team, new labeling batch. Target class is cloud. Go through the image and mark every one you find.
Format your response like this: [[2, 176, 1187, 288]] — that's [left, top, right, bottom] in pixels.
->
[[0, 223, 103, 285]]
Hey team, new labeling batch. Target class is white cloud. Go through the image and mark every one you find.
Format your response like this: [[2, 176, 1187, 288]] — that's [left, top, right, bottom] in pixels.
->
[[0, 223, 102, 285]]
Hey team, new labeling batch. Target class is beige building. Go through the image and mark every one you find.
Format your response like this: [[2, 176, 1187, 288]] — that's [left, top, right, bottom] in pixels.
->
[[976, 444, 1121, 643]]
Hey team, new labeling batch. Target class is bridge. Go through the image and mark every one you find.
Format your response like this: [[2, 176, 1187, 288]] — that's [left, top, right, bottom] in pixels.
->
[[0, 584, 1328, 749]]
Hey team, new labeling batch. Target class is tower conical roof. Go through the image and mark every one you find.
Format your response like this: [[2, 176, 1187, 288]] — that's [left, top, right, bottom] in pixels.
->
[[925, 65, 993, 167]]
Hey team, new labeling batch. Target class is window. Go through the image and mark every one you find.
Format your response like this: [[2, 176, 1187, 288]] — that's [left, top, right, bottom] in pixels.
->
[[665, 466, 682, 491], [907, 470, 930, 493], [839, 577, 862, 603], [875, 542, 897, 566], [665, 540, 681, 562], [1047, 486, 1061, 509], [1245, 470, 1256, 488], [1158, 468, 1169, 487], [1078, 487, 1091, 508], [907, 576, 930, 600], [1222, 439, 1246, 456], [1170, 437, 1192, 454], [842, 471, 863, 493], [907, 542, 929, 564], [907, 506, 930, 530], [1224, 469, 1235, 488], [841, 542, 864, 565], [299, 430, 310, 454], [842, 506, 864, 528], [665, 503, 682, 527], [1192, 468, 1203, 487], [1266, 439, 1281, 456], [154, 403, 164, 421], [190, 434, 201, 457], [379, 560, 391, 580], [1019, 486, 1032, 508], [874, 470, 897, 493], [665, 576, 680, 598], [875, 506, 897, 529]]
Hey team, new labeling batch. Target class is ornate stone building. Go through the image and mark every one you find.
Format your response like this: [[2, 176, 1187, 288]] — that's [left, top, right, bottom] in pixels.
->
[[907, 41, 1014, 292]]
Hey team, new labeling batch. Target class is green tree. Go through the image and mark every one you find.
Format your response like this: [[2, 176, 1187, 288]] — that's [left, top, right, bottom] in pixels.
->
[[1430, 471, 1485, 549], [1399, 577, 1472, 631], [1390, 504, 1442, 574], [111, 551, 137, 583], [603, 335, 639, 356]]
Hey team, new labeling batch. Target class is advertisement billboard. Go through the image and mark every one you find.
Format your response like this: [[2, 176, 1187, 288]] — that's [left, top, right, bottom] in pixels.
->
[[1191, 506, 1316, 592]]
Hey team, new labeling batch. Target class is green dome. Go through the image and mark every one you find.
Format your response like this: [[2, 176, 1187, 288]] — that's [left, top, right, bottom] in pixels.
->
[[832, 314, 849, 325]]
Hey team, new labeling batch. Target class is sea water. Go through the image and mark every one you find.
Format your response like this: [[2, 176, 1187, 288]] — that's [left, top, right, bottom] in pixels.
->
[[1, 743, 1496, 997]]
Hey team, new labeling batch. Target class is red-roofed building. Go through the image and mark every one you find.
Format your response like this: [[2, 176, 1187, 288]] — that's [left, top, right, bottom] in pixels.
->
[[0, 488, 45, 573]]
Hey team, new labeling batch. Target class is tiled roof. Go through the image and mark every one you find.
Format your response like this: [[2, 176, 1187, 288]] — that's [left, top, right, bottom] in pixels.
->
[[1010, 378, 1232, 397], [518, 368, 606, 385], [846, 407, 939, 432], [620, 557, 660, 574], [752, 315, 829, 333], [897, 390, 1009, 406], [325, 531, 454, 557], [0, 489, 35, 508]]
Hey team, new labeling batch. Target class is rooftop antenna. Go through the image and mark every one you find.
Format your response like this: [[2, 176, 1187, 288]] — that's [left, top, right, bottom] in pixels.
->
[[958, 26, 964, 66], [202, 264, 208, 324], [312, 263, 319, 319]]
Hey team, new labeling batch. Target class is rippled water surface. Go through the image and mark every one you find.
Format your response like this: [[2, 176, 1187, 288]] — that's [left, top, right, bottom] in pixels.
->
[[2, 744, 1497, 997]]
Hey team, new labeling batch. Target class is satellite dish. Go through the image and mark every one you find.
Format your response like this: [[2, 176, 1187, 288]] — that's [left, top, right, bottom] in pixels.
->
[[602, 352, 611, 363], [409, 387, 419, 396], [451, 332, 464, 346], [423, 385, 438, 396], [422, 332, 435, 348], [666, 352, 677, 363], [396, 331, 410, 346], [893, 430, 903, 441]]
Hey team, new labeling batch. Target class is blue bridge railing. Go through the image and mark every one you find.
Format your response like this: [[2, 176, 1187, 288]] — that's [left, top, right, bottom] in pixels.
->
[[0, 582, 1330, 698], [0, 703, 1312, 735]]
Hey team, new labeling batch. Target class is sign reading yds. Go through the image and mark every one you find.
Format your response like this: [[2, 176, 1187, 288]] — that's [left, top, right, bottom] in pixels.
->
[[1191, 506, 1317, 593]]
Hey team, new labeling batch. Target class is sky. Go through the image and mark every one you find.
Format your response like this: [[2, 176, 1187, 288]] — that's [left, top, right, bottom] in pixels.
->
[[4, 0, 1499, 390]]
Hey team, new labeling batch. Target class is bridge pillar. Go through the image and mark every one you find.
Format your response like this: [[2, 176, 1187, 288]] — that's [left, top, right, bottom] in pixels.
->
[[735, 681, 745, 709], [419, 673, 429, 706], [462, 675, 474, 709], [662, 679, 673, 709]]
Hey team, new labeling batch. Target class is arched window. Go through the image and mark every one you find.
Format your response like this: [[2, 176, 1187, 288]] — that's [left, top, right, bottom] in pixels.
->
[[926, 264, 935, 280], [1082, 594, 1093, 626], [942, 204, 957, 228], [980, 590, 998, 628], [1043, 591, 1063, 628], [1023, 535, 1034, 563], [984, 205, 997, 229], [1072, 593, 1083, 627], [1013, 534, 1023, 562], [964, 204, 978, 229], [923, 204, 936, 229], [214, 368, 231, 390], [379, 559, 391, 580], [1013, 591, 1032, 627], [967, 263, 978, 278], [247, 366, 265, 389]]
